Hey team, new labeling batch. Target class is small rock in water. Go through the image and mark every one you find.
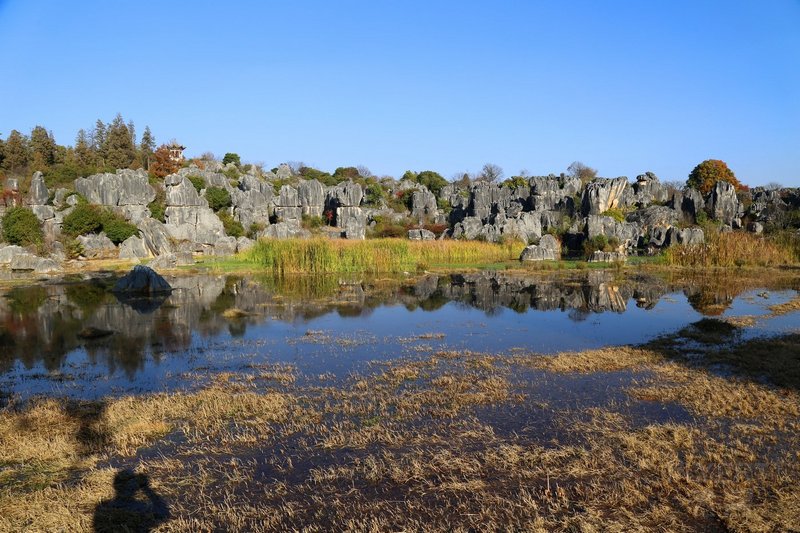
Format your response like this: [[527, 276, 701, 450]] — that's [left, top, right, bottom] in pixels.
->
[[112, 265, 172, 294]]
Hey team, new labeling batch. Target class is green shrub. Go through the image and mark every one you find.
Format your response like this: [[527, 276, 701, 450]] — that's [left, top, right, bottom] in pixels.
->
[[205, 186, 232, 211], [1, 207, 44, 246], [502, 176, 529, 189], [62, 203, 103, 237], [148, 189, 166, 223], [187, 175, 206, 192], [222, 153, 241, 166], [364, 182, 386, 206], [248, 222, 266, 239], [100, 211, 138, 244], [222, 167, 240, 181], [302, 214, 325, 230], [218, 211, 244, 238], [601, 207, 626, 223]]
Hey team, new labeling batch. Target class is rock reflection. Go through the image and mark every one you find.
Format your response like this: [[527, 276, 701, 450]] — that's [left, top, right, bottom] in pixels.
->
[[0, 271, 796, 379]]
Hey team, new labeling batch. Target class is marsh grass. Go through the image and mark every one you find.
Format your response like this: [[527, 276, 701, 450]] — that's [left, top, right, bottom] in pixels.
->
[[245, 238, 524, 275], [665, 231, 796, 267]]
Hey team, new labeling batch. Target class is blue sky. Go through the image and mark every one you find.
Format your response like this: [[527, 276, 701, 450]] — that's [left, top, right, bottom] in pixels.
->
[[1, 1, 798, 186]]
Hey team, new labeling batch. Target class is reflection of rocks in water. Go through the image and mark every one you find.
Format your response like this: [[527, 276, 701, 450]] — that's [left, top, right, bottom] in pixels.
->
[[113, 292, 170, 314], [442, 271, 638, 314], [1, 271, 797, 380]]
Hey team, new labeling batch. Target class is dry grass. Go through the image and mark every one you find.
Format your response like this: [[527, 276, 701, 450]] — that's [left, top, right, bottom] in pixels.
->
[[665, 231, 796, 267], [768, 293, 800, 317], [1, 332, 799, 531]]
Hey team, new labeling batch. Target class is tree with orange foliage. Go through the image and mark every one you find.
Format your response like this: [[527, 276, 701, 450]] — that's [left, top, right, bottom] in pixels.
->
[[687, 159, 744, 195], [149, 144, 182, 178]]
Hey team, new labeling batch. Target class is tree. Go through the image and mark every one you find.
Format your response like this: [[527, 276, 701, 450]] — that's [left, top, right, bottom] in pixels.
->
[[30, 126, 56, 169], [104, 114, 136, 170], [333, 166, 360, 180], [686, 159, 744, 195], [763, 182, 783, 191], [567, 161, 597, 185], [222, 153, 241, 166], [74, 129, 94, 168], [478, 163, 504, 183], [139, 126, 155, 169], [150, 144, 181, 178], [2, 130, 30, 175], [415, 170, 448, 196], [92, 119, 107, 159]]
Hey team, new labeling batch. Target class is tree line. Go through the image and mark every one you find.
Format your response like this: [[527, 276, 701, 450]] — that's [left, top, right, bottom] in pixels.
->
[[0, 114, 160, 190]]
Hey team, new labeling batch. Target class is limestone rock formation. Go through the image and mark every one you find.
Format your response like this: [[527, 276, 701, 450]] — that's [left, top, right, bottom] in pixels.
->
[[113, 265, 172, 294]]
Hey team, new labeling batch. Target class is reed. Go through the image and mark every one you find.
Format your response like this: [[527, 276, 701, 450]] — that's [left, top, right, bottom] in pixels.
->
[[665, 231, 796, 267], [245, 238, 523, 274]]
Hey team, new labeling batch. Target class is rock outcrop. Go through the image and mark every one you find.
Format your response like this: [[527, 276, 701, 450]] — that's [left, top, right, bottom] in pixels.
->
[[113, 265, 172, 294]]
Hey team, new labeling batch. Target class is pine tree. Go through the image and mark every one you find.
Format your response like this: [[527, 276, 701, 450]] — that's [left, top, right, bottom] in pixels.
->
[[30, 125, 57, 170], [2, 130, 31, 175], [139, 126, 155, 169], [92, 119, 107, 164], [127, 120, 136, 147], [75, 129, 93, 168], [104, 114, 136, 170]]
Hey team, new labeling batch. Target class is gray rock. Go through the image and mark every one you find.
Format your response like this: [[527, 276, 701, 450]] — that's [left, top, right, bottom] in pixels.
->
[[66, 194, 80, 207], [0, 245, 27, 265], [275, 163, 292, 179], [499, 212, 542, 243], [166, 177, 207, 207], [53, 188, 70, 209], [749, 222, 764, 234], [328, 181, 363, 208], [148, 252, 194, 270], [27, 171, 50, 205], [138, 218, 174, 256], [538, 234, 561, 253], [118, 235, 151, 259], [236, 236, 255, 253], [411, 188, 437, 219], [274, 206, 302, 222], [581, 177, 630, 215], [75, 169, 156, 206], [10, 253, 62, 273], [262, 222, 311, 239], [451, 217, 484, 240], [164, 206, 225, 245], [276, 185, 300, 207], [213, 235, 238, 256], [625, 206, 679, 230], [707, 180, 741, 226], [31, 205, 55, 222], [408, 229, 436, 241], [632, 172, 669, 206], [588, 251, 627, 263], [520, 244, 557, 261], [298, 179, 325, 217], [113, 265, 172, 294], [670, 227, 705, 245], [680, 187, 705, 223], [585, 215, 641, 248], [77, 232, 117, 258]]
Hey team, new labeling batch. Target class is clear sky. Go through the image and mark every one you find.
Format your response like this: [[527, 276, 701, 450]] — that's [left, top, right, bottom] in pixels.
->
[[1, 0, 798, 186]]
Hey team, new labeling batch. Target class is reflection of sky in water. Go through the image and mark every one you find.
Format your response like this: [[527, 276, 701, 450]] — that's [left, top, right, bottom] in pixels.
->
[[0, 278, 797, 400]]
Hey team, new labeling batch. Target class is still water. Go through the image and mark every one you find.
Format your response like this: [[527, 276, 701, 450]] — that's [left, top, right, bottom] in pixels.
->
[[1, 270, 797, 400]]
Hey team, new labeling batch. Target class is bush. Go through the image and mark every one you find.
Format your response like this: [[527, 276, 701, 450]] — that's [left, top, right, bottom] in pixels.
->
[[601, 207, 626, 223], [218, 211, 244, 238], [100, 211, 138, 244], [222, 153, 241, 166], [1, 207, 43, 246], [62, 203, 103, 237], [148, 189, 166, 223], [205, 186, 232, 211], [502, 176, 529, 189], [364, 182, 386, 207], [302, 214, 325, 230], [248, 222, 266, 239], [187, 175, 206, 192]]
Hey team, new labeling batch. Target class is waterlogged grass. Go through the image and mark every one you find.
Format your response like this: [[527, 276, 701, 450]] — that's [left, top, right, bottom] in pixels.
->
[[245, 238, 525, 275]]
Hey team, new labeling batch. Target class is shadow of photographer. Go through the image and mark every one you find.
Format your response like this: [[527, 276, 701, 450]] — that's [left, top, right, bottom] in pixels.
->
[[93, 468, 169, 533]]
